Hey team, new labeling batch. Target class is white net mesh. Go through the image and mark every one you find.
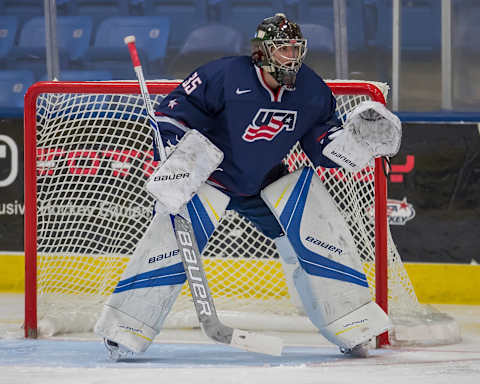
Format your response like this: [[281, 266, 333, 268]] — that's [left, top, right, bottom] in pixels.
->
[[27, 81, 458, 345]]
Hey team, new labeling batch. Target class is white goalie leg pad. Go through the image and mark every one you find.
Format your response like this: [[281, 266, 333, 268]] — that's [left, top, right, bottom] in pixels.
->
[[322, 100, 402, 172], [262, 167, 392, 348], [94, 184, 230, 353], [94, 213, 185, 353], [274, 236, 305, 315], [146, 129, 224, 216], [321, 301, 391, 350], [183, 183, 231, 253]]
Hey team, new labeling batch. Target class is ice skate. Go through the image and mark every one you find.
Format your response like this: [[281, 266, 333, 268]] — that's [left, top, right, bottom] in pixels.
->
[[103, 338, 134, 361], [340, 343, 369, 358]]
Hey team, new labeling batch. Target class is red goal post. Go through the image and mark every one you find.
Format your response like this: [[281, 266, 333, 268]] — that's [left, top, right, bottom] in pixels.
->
[[23, 80, 394, 345]]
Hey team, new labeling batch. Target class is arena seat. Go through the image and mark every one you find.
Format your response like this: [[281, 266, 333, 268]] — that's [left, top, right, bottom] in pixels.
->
[[70, 0, 130, 16], [0, 69, 35, 108], [0, 16, 18, 65], [0, 0, 48, 34], [7, 16, 93, 78], [84, 16, 170, 79], [40, 69, 114, 81], [296, 0, 366, 53], [299, 23, 335, 78], [0, 0, 44, 17], [143, 0, 208, 55], [374, 0, 441, 54], [215, 0, 284, 45], [168, 23, 245, 78], [452, 0, 480, 55]]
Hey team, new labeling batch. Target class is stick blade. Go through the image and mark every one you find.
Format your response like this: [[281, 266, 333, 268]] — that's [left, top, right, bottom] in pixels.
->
[[231, 329, 283, 356]]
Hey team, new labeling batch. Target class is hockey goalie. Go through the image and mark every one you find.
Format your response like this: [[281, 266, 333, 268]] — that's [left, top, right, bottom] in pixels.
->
[[94, 13, 402, 359]]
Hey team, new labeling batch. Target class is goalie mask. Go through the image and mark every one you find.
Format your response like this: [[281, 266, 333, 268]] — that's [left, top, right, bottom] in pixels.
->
[[251, 13, 307, 88]]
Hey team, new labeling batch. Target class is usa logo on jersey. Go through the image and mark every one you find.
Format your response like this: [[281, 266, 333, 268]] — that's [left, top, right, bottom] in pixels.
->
[[242, 109, 297, 142]]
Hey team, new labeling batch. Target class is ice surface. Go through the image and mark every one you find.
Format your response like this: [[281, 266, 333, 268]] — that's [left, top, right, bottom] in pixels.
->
[[1, 294, 480, 384]]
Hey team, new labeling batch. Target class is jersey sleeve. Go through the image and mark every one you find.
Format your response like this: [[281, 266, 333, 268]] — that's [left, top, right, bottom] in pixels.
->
[[300, 91, 343, 168], [152, 61, 226, 160]]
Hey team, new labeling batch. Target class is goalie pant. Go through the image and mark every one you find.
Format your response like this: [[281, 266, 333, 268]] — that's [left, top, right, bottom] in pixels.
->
[[95, 167, 392, 353]]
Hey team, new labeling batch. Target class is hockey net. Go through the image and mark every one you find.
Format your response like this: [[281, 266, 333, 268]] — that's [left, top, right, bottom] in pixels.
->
[[24, 80, 460, 346]]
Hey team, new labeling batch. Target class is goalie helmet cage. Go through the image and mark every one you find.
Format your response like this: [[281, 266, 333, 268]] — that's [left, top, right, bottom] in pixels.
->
[[23, 80, 460, 347]]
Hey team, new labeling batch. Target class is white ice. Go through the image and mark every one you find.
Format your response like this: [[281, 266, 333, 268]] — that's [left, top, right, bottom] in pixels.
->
[[1, 293, 479, 384]]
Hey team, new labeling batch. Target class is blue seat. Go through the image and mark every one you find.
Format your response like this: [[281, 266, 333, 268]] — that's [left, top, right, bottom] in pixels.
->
[[179, 23, 244, 56], [299, 23, 335, 77], [0, 69, 35, 108], [0, 16, 18, 64], [375, 0, 441, 54], [7, 16, 93, 77], [453, 0, 480, 54], [0, 0, 44, 16], [451, 0, 480, 109], [168, 23, 245, 78], [71, 0, 130, 15], [66, 0, 132, 33], [84, 16, 170, 79], [216, 1, 285, 44], [143, 0, 208, 53], [297, 0, 366, 52], [0, 0, 74, 16], [300, 23, 334, 54], [0, 0, 48, 31], [40, 70, 114, 81]]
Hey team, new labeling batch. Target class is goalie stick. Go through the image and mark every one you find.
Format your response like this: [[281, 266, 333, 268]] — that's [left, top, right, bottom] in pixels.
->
[[124, 35, 283, 356]]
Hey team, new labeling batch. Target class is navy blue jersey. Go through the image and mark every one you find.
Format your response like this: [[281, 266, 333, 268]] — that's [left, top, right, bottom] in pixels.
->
[[155, 56, 341, 197]]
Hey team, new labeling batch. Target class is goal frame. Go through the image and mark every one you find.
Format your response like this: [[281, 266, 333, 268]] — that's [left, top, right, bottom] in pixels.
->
[[23, 80, 389, 345]]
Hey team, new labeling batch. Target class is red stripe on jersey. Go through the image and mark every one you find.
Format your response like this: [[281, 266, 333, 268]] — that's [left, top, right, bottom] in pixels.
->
[[316, 132, 328, 142]]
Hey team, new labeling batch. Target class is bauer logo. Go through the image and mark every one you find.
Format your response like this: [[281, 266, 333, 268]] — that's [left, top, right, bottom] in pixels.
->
[[119, 325, 143, 333], [177, 228, 212, 317], [367, 197, 416, 225], [344, 319, 368, 328], [242, 109, 297, 142], [305, 236, 343, 255], [327, 150, 358, 170], [153, 172, 190, 182], [148, 249, 180, 264]]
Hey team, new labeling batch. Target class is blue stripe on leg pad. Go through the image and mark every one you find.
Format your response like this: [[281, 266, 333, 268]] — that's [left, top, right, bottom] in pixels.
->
[[279, 168, 368, 287]]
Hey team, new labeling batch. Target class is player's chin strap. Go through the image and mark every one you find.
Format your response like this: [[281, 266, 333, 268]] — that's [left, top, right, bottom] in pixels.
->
[[124, 35, 283, 356]]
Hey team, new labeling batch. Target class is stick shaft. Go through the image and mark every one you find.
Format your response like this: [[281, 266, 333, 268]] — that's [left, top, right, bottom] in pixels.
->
[[174, 214, 283, 356], [124, 35, 167, 162], [174, 215, 234, 343]]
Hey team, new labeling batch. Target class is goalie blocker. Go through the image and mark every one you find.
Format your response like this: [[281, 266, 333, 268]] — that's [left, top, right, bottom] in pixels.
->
[[145, 129, 224, 216], [262, 167, 392, 350]]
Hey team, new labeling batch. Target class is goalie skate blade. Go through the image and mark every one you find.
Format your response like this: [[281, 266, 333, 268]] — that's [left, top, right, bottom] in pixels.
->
[[231, 329, 283, 356]]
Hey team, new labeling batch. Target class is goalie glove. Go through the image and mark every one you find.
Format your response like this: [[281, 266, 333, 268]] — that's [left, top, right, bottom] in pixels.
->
[[322, 101, 402, 172]]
